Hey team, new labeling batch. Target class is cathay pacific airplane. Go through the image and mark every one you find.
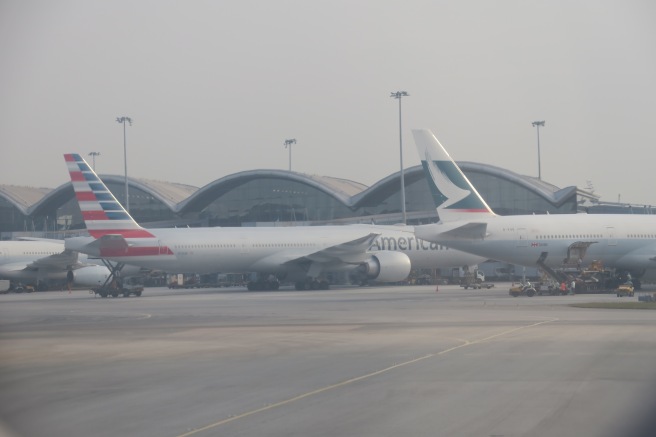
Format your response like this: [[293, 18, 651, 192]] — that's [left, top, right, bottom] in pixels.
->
[[63, 153, 483, 291], [411, 129, 656, 284], [0, 239, 139, 291]]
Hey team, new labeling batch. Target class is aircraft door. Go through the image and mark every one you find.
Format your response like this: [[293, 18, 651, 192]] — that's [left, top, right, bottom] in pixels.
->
[[516, 228, 528, 247], [240, 236, 250, 255], [606, 227, 617, 246]]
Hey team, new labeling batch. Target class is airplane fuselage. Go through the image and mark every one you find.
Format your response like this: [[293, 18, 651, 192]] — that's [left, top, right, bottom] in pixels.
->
[[0, 240, 124, 287], [66, 224, 484, 275], [0, 241, 66, 281], [416, 214, 656, 275]]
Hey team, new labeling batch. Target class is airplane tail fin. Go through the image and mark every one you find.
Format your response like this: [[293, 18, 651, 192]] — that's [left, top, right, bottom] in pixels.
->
[[412, 129, 496, 223], [64, 153, 155, 239]]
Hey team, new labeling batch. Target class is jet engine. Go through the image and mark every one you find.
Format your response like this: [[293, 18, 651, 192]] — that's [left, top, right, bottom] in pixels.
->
[[72, 265, 111, 287], [359, 251, 412, 283]]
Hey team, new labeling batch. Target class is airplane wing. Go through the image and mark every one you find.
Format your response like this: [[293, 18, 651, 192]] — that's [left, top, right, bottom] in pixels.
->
[[248, 232, 381, 271], [300, 232, 381, 264], [23, 250, 81, 271]]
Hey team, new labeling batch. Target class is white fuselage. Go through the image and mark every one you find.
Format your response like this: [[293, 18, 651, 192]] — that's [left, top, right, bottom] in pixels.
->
[[0, 240, 139, 287], [416, 214, 656, 276], [0, 240, 113, 286], [0, 241, 64, 267], [66, 224, 484, 275]]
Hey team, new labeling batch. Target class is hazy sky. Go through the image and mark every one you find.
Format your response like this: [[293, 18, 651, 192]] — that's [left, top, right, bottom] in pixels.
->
[[1, 1, 655, 205]]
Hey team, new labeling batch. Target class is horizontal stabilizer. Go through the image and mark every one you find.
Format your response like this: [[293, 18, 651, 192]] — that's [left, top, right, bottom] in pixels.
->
[[415, 222, 487, 241], [65, 234, 130, 257], [440, 222, 488, 239], [90, 234, 130, 257]]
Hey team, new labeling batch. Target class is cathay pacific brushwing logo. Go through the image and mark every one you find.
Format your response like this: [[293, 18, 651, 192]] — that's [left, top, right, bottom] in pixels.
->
[[424, 149, 471, 209], [423, 149, 491, 212]]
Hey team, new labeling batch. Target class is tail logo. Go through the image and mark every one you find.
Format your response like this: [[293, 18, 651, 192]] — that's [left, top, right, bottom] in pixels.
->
[[422, 149, 489, 213], [64, 153, 155, 239]]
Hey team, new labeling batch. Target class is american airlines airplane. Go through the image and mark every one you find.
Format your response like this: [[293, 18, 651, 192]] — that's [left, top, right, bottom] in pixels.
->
[[411, 129, 656, 284], [0, 239, 133, 291], [63, 153, 484, 290]]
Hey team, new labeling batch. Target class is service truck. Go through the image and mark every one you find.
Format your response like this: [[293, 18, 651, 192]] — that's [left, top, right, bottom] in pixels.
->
[[460, 270, 495, 289]]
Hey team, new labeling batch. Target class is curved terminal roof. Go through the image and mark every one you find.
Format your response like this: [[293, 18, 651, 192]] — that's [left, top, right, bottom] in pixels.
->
[[0, 185, 53, 214], [353, 162, 580, 209], [2, 162, 589, 219], [456, 161, 580, 207], [28, 176, 198, 217], [101, 175, 199, 209], [178, 170, 367, 214]]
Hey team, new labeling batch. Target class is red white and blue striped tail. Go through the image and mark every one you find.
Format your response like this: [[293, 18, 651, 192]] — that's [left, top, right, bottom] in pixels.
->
[[64, 153, 155, 239]]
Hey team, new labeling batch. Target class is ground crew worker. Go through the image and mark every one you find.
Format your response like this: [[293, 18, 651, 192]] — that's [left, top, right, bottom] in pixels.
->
[[66, 269, 74, 294]]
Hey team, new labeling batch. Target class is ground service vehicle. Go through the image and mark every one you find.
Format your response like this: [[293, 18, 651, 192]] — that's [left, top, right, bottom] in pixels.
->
[[509, 282, 537, 297], [168, 273, 206, 289], [91, 284, 143, 298], [460, 270, 494, 289], [616, 283, 635, 297], [92, 277, 143, 298]]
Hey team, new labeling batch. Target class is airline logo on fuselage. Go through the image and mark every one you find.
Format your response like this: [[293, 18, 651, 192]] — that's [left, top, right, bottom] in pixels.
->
[[372, 236, 447, 252]]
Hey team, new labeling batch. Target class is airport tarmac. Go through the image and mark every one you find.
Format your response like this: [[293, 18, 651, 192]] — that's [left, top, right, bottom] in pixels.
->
[[1, 284, 656, 437]]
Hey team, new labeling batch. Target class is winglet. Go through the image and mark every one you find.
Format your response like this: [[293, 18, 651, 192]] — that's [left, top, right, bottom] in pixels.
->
[[64, 153, 155, 239], [412, 129, 496, 223]]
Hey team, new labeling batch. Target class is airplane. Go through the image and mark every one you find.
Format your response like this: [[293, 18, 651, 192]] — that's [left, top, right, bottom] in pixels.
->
[[361, 223, 486, 271], [411, 128, 656, 286], [62, 153, 484, 291], [0, 239, 139, 291]]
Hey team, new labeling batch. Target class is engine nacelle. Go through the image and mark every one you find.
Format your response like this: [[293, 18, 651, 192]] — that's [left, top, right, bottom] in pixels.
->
[[361, 251, 411, 283], [72, 265, 111, 287]]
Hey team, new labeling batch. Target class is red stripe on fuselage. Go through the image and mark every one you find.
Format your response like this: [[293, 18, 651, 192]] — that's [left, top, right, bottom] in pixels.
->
[[99, 246, 174, 257], [89, 229, 156, 239]]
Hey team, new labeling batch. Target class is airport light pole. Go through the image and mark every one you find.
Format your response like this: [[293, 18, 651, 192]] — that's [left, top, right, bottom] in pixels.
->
[[88, 152, 101, 171], [284, 139, 296, 171], [391, 91, 409, 224], [532, 120, 545, 180], [116, 116, 133, 212]]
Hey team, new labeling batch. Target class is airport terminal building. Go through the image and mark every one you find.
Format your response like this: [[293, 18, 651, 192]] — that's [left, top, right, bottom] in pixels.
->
[[2, 161, 652, 239]]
